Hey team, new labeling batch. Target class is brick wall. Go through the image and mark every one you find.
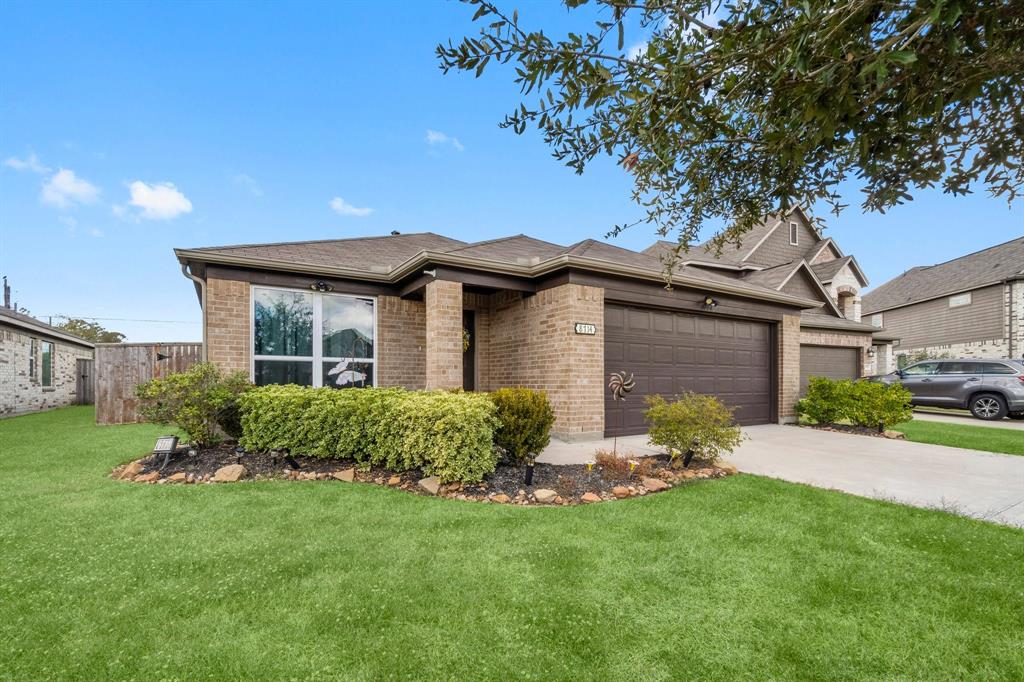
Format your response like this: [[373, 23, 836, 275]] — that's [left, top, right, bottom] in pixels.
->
[[206, 277, 250, 374], [486, 284, 604, 440], [0, 326, 92, 416], [778, 314, 801, 421], [377, 295, 426, 389], [424, 279, 463, 390]]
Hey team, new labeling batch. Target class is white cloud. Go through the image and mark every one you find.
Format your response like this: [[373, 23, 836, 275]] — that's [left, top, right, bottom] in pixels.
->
[[41, 169, 100, 208], [329, 196, 373, 217], [124, 180, 193, 220], [627, 42, 647, 60], [425, 129, 464, 152], [4, 152, 50, 174], [88, 227, 104, 238], [232, 173, 263, 197]]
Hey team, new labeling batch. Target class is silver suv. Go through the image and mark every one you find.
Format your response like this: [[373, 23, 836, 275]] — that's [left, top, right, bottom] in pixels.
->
[[875, 359, 1024, 421]]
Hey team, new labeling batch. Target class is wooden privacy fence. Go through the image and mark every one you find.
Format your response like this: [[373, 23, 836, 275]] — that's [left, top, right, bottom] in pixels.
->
[[95, 342, 202, 424]]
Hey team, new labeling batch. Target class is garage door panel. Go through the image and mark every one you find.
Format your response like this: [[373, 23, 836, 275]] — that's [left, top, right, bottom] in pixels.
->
[[605, 304, 773, 436], [799, 345, 859, 396]]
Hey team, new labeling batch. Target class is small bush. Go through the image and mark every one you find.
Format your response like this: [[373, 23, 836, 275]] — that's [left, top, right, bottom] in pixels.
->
[[593, 449, 653, 480], [645, 393, 742, 464], [490, 388, 555, 464], [796, 377, 913, 428], [238, 386, 499, 483], [135, 362, 252, 447]]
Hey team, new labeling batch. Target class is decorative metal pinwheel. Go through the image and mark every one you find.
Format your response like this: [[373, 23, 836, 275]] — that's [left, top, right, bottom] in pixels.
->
[[608, 371, 636, 401]]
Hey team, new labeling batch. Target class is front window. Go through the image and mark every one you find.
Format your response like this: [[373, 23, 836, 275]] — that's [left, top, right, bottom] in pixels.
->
[[252, 286, 375, 388], [903, 362, 940, 376], [41, 341, 53, 387], [789, 222, 798, 245]]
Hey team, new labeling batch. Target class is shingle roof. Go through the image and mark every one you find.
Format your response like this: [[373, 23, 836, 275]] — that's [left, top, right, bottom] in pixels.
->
[[862, 237, 1024, 313], [741, 261, 800, 289], [799, 311, 884, 333], [0, 307, 95, 348], [442, 235, 565, 264], [189, 232, 467, 273], [643, 219, 783, 267], [809, 255, 853, 283]]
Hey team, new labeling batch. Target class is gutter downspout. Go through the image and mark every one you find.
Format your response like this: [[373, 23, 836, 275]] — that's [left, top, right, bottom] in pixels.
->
[[181, 262, 208, 361]]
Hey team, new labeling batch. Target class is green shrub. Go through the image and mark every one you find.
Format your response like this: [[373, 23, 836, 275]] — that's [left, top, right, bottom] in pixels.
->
[[238, 386, 499, 483], [796, 377, 913, 428], [795, 377, 853, 425], [135, 362, 252, 447], [490, 388, 555, 464], [644, 393, 743, 464]]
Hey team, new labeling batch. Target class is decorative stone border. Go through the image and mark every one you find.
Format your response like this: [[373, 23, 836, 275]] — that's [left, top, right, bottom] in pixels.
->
[[111, 459, 738, 505]]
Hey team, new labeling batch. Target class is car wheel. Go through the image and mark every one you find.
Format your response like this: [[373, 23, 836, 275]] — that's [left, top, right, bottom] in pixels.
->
[[1009, 412, 1024, 421], [969, 393, 1008, 421]]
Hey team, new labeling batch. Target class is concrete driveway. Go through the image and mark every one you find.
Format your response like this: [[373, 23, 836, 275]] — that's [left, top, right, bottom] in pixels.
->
[[540, 426, 1024, 527]]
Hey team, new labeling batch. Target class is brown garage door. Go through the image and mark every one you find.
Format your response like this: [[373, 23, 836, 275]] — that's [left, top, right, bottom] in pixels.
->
[[799, 345, 859, 395], [604, 304, 774, 436]]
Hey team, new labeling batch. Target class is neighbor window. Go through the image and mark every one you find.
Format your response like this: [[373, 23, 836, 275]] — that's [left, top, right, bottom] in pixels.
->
[[789, 222, 798, 245], [29, 338, 38, 381], [252, 286, 375, 388], [948, 292, 972, 308], [41, 341, 53, 388], [870, 313, 883, 328]]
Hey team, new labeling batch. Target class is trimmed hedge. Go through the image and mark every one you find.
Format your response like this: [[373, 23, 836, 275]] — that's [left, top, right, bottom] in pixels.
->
[[796, 377, 913, 428], [237, 386, 499, 483], [490, 388, 555, 464]]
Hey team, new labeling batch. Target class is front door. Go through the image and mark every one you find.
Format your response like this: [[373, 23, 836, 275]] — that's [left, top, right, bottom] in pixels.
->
[[462, 310, 475, 391]]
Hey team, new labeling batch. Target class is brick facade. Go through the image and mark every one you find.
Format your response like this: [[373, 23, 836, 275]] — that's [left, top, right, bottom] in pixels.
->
[[424, 279, 463, 390], [778, 314, 802, 421], [0, 325, 93, 416], [377, 295, 426, 389], [206, 277, 250, 373]]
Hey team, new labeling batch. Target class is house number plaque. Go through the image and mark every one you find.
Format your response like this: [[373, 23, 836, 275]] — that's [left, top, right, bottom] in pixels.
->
[[574, 322, 597, 335]]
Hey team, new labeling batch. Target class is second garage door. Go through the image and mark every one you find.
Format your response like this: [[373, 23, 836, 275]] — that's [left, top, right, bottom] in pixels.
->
[[799, 345, 860, 395], [604, 304, 774, 436]]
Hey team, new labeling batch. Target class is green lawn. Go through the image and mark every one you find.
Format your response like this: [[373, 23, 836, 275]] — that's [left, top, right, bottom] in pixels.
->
[[893, 420, 1024, 456], [2, 408, 1023, 680]]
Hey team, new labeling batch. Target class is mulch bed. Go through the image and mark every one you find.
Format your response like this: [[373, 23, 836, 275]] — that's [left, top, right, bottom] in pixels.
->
[[802, 423, 906, 439], [111, 442, 736, 505]]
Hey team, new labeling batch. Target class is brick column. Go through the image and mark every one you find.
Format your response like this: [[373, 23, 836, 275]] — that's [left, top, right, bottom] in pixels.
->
[[206, 277, 250, 374], [425, 279, 463, 390], [778, 314, 801, 422]]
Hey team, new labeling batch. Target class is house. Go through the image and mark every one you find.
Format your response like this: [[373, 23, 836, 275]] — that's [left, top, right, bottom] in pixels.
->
[[0, 304, 95, 417], [174, 210, 883, 440], [862, 237, 1024, 366]]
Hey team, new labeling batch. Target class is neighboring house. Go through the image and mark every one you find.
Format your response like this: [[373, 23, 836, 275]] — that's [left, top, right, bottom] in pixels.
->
[[862, 237, 1024, 367], [175, 210, 881, 440], [0, 306, 94, 417], [644, 207, 893, 390]]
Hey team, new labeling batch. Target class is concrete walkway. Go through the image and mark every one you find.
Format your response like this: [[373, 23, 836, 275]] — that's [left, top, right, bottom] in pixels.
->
[[912, 409, 1024, 431], [539, 426, 1024, 528]]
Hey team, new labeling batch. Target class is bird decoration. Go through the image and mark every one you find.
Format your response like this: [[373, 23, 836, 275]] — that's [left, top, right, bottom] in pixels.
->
[[327, 359, 367, 387], [608, 371, 636, 401]]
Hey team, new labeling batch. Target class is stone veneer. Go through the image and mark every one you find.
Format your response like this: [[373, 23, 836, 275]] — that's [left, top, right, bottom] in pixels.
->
[[895, 339, 1011, 365], [777, 314, 802, 422], [0, 326, 93, 416], [424, 279, 463, 390]]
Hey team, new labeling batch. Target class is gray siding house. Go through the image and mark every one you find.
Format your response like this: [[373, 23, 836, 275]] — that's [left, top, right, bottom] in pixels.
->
[[862, 237, 1024, 366]]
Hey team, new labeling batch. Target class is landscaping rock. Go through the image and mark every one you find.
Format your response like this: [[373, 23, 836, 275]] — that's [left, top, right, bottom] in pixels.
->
[[387, 475, 401, 486], [642, 477, 670, 492], [332, 468, 355, 482], [717, 462, 738, 475], [212, 464, 246, 483], [490, 493, 511, 504], [883, 430, 905, 440], [168, 472, 188, 483], [418, 476, 441, 495], [135, 471, 160, 483], [611, 485, 630, 499], [580, 492, 601, 503], [533, 488, 558, 504], [118, 461, 143, 480]]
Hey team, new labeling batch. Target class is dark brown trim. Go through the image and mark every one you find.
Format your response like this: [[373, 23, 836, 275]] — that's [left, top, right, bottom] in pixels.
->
[[429, 266, 536, 293], [205, 265, 395, 297], [769, 321, 779, 424]]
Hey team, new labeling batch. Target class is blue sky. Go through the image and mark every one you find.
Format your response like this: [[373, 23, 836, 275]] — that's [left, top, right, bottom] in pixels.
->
[[1, 1, 1020, 342]]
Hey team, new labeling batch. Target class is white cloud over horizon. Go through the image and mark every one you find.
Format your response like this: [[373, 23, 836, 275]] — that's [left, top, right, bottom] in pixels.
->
[[41, 169, 100, 208], [425, 129, 464, 152], [329, 196, 373, 217], [122, 180, 193, 220], [232, 173, 263, 197], [4, 152, 50, 174]]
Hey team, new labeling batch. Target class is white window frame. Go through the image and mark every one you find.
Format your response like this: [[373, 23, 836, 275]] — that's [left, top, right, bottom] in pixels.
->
[[250, 284, 378, 388], [948, 292, 972, 308], [870, 313, 883, 328], [789, 222, 799, 245]]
